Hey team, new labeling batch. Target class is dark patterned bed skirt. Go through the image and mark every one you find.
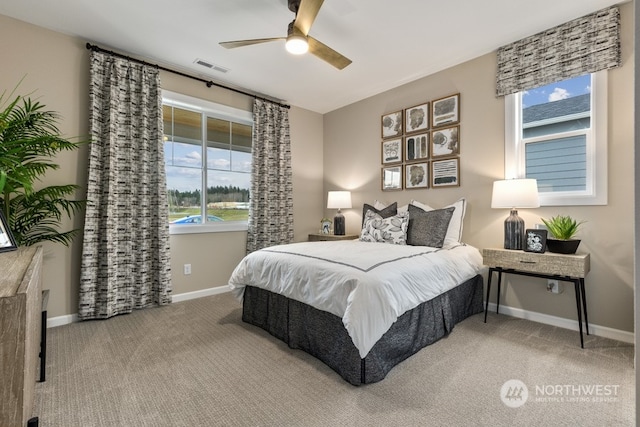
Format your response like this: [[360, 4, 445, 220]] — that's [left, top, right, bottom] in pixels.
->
[[242, 274, 484, 385]]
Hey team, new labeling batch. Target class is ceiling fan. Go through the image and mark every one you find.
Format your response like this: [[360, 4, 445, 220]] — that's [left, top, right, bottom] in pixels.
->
[[219, 0, 352, 70]]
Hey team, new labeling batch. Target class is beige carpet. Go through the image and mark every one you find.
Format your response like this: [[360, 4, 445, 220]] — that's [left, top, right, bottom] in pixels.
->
[[34, 292, 634, 426]]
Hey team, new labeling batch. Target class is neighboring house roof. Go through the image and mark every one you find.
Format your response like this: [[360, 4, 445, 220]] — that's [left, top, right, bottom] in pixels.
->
[[523, 93, 590, 124]]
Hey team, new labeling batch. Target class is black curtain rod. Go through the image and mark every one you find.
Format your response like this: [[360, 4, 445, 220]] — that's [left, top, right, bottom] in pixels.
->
[[85, 43, 290, 109]]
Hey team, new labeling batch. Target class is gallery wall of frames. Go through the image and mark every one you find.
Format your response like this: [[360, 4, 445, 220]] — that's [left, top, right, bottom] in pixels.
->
[[380, 93, 460, 191]]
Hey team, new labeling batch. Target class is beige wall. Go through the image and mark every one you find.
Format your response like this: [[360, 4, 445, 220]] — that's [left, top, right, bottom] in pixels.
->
[[0, 14, 323, 317], [324, 2, 634, 333]]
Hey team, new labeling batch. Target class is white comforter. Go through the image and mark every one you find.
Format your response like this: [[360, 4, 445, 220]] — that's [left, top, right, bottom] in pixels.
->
[[228, 240, 483, 358]]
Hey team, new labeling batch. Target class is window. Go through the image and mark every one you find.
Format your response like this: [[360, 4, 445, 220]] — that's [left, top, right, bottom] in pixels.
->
[[163, 91, 253, 233], [504, 72, 607, 206]]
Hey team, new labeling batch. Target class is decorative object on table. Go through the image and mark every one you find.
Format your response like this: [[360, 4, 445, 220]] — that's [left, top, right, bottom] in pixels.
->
[[381, 110, 402, 139], [381, 138, 402, 164], [381, 166, 403, 191], [491, 178, 540, 250], [0, 210, 17, 252], [431, 93, 460, 128], [404, 102, 430, 134], [0, 88, 85, 247], [431, 125, 459, 158], [431, 157, 460, 188], [405, 162, 429, 189], [320, 218, 332, 235], [541, 215, 584, 254], [327, 191, 352, 235], [405, 132, 429, 162], [524, 228, 547, 253]]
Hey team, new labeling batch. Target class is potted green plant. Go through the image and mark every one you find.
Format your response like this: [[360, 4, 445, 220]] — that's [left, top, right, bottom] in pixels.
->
[[541, 215, 584, 254], [0, 87, 85, 247]]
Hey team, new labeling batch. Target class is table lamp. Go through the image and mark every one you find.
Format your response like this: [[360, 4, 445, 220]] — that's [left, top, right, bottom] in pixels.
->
[[491, 179, 539, 250], [327, 191, 352, 235]]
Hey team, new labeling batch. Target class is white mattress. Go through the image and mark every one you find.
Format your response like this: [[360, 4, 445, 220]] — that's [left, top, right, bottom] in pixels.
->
[[229, 240, 483, 358]]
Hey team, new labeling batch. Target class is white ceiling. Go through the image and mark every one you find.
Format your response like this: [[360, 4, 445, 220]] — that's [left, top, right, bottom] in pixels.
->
[[0, 0, 624, 114]]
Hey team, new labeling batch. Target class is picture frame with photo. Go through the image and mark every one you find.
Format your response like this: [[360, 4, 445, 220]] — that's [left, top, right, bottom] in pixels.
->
[[431, 93, 460, 128], [381, 110, 403, 139], [431, 157, 460, 188], [524, 229, 547, 253], [431, 125, 460, 158], [381, 166, 403, 191], [381, 138, 402, 165], [0, 210, 18, 253], [404, 132, 429, 162], [404, 102, 429, 134], [405, 162, 429, 189]]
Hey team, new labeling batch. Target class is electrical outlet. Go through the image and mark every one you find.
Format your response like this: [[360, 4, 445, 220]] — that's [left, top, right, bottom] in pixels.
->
[[546, 279, 563, 294], [184, 264, 191, 275]]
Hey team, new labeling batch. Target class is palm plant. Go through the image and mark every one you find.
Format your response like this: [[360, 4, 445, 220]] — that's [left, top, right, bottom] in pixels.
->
[[0, 88, 85, 246]]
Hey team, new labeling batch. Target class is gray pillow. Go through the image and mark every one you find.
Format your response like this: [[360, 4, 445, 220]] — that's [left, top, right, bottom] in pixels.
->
[[361, 202, 397, 226], [406, 205, 455, 247]]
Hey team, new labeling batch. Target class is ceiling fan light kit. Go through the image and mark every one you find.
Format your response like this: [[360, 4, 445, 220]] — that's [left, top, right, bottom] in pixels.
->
[[220, 0, 351, 69]]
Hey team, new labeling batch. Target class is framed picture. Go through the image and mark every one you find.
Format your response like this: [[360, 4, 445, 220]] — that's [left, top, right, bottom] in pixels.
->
[[431, 125, 460, 158], [381, 138, 402, 164], [404, 102, 429, 134], [320, 218, 332, 235], [431, 157, 460, 188], [431, 93, 460, 128], [0, 210, 17, 253], [525, 229, 547, 253], [381, 110, 403, 139], [405, 162, 429, 189], [405, 133, 429, 162], [381, 166, 403, 191]]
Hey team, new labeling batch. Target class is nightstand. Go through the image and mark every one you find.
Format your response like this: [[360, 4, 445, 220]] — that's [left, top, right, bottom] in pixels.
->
[[308, 233, 358, 242], [482, 248, 591, 348]]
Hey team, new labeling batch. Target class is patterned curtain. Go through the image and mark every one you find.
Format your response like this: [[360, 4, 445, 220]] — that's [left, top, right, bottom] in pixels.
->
[[496, 6, 621, 97], [246, 99, 294, 253], [79, 50, 172, 320]]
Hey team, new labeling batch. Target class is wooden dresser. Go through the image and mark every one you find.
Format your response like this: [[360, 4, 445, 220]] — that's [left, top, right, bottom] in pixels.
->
[[0, 246, 43, 427]]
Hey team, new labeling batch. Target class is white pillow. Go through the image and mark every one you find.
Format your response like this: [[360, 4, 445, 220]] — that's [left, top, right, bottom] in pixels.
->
[[410, 198, 466, 247], [373, 200, 408, 213], [360, 210, 409, 245]]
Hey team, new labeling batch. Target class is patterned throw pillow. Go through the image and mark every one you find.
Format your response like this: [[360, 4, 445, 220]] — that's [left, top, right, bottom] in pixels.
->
[[361, 202, 398, 226], [360, 210, 409, 245], [406, 205, 455, 247]]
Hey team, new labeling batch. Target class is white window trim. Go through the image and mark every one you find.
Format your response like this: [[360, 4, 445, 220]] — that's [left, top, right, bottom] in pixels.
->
[[504, 71, 608, 206], [163, 90, 252, 235]]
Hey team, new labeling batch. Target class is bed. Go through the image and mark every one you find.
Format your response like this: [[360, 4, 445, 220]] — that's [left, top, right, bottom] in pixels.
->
[[228, 237, 484, 385]]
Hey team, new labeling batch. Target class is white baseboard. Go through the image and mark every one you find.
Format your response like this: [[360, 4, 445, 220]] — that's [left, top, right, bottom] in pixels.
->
[[170, 285, 230, 303], [486, 302, 634, 344], [46, 286, 232, 328]]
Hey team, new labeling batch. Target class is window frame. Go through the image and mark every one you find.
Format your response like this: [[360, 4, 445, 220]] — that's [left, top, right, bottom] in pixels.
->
[[163, 90, 253, 234], [504, 71, 608, 206]]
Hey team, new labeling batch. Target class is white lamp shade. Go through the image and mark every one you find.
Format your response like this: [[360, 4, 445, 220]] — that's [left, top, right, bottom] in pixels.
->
[[327, 191, 352, 209], [491, 179, 540, 209]]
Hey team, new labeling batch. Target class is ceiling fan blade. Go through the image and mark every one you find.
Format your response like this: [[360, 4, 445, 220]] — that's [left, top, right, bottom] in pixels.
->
[[308, 37, 352, 70], [219, 37, 285, 49], [294, 0, 324, 36]]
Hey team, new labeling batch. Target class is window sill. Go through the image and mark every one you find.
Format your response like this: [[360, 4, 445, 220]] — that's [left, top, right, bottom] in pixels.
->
[[169, 221, 248, 235]]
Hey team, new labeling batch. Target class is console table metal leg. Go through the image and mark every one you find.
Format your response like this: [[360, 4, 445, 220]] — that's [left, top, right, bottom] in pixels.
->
[[484, 268, 494, 323], [573, 279, 584, 348], [580, 278, 589, 335], [496, 270, 502, 315]]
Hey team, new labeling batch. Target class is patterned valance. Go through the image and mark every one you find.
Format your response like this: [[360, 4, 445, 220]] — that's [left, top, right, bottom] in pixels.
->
[[496, 6, 620, 97]]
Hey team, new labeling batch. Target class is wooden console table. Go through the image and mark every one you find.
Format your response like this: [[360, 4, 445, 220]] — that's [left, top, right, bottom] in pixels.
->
[[0, 247, 43, 427]]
